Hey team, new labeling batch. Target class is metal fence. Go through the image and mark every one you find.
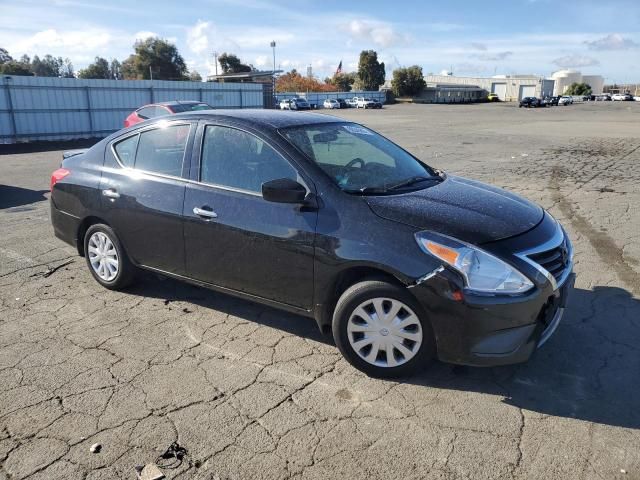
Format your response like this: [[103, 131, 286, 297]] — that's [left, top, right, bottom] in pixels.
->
[[0, 76, 267, 144], [275, 91, 387, 108]]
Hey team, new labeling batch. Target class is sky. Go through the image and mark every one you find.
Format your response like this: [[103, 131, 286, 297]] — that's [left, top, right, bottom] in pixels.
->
[[1, 0, 639, 83]]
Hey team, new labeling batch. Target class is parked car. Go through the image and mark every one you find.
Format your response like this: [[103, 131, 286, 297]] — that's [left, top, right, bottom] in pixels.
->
[[519, 97, 541, 108], [279, 99, 292, 110], [50, 110, 574, 377], [546, 96, 560, 106], [634, 96, 640, 102], [558, 96, 573, 106], [612, 93, 633, 101], [356, 97, 378, 109], [487, 93, 500, 102], [345, 98, 358, 108], [595, 94, 611, 101], [280, 98, 311, 110], [124, 101, 212, 127], [323, 99, 340, 109], [336, 98, 348, 109]]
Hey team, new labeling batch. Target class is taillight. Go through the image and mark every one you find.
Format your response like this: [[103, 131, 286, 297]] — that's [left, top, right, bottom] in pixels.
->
[[50, 168, 70, 191]]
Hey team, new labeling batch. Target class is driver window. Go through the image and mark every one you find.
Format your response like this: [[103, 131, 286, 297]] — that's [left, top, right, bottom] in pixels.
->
[[201, 126, 297, 193]]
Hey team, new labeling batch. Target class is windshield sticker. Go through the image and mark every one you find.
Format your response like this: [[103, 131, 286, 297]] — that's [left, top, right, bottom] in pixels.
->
[[343, 125, 373, 135]]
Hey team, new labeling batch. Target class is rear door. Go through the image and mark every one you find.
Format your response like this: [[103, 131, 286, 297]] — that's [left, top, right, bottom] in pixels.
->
[[183, 122, 317, 308], [100, 120, 195, 274]]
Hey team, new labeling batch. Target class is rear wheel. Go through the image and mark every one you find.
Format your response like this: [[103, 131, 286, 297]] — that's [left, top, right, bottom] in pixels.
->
[[84, 224, 135, 290], [332, 280, 435, 378]]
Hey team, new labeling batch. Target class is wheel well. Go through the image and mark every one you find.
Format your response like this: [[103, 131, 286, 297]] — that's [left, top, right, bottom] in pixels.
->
[[76, 216, 109, 256], [318, 266, 405, 334]]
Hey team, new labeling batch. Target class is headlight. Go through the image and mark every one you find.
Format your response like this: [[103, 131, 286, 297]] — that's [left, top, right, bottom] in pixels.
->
[[415, 232, 534, 294]]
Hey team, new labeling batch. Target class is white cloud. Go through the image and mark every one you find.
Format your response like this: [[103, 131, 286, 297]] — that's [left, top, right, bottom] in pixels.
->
[[254, 55, 269, 68], [478, 51, 513, 61], [585, 33, 638, 50], [186, 21, 212, 56], [342, 19, 407, 48], [134, 31, 159, 42], [12, 28, 113, 54], [552, 54, 600, 68], [426, 23, 465, 32], [470, 42, 488, 51]]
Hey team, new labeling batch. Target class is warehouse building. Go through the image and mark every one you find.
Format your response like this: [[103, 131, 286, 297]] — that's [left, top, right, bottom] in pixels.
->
[[424, 74, 555, 101]]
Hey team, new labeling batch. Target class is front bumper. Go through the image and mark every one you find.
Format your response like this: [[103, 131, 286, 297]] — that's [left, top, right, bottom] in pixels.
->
[[410, 268, 574, 367]]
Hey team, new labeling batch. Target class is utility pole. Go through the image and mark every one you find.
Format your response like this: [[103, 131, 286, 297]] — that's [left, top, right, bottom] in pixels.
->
[[149, 66, 153, 81], [270, 41, 276, 108], [213, 51, 219, 77]]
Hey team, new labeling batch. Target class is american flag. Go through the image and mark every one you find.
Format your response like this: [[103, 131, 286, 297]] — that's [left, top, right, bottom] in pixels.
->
[[335, 60, 342, 75]]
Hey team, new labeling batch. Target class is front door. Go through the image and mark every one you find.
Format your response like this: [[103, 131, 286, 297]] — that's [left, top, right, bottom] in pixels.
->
[[183, 124, 316, 309], [100, 121, 193, 274]]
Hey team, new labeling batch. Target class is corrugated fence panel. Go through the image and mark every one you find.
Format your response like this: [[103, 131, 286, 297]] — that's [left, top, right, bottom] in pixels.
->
[[0, 76, 267, 143]]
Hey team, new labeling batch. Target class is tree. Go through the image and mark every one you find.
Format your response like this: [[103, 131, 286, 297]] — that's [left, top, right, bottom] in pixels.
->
[[109, 59, 122, 80], [391, 65, 426, 97], [31, 54, 65, 77], [60, 58, 75, 78], [357, 50, 385, 91], [189, 70, 202, 82], [78, 57, 111, 79], [0, 60, 33, 76], [276, 69, 337, 93], [0, 47, 12, 64], [326, 72, 357, 92], [218, 53, 252, 74], [121, 37, 188, 80], [565, 82, 592, 96]]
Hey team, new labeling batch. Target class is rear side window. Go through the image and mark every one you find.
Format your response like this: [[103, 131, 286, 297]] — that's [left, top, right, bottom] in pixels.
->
[[113, 135, 138, 168], [112, 124, 190, 177], [135, 124, 190, 177], [200, 126, 296, 193]]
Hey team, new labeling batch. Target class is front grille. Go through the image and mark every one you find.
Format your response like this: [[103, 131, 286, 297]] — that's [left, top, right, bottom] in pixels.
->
[[527, 237, 570, 285]]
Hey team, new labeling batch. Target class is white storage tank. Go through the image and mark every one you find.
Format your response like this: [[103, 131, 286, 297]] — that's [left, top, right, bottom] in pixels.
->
[[551, 69, 582, 95], [582, 75, 605, 95]]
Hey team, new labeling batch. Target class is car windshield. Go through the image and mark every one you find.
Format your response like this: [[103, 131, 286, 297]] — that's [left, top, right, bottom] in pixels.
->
[[280, 123, 440, 194], [170, 103, 212, 113]]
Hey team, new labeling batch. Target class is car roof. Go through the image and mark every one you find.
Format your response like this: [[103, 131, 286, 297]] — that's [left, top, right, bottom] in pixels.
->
[[158, 100, 205, 106], [161, 109, 344, 129]]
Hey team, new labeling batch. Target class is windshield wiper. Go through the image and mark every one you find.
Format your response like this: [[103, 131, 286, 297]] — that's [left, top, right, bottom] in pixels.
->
[[343, 186, 390, 195], [386, 175, 442, 191]]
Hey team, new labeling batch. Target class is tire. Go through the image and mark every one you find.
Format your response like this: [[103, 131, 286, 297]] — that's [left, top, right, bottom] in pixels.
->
[[332, 280, 436, 378], [84, 224, 135, 290]]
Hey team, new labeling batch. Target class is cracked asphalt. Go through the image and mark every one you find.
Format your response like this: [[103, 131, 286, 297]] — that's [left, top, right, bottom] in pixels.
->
[[1, 101, 639, 479]]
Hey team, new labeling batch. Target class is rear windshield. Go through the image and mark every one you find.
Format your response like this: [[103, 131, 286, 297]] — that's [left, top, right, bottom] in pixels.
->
[[170, 103, 212, 113]]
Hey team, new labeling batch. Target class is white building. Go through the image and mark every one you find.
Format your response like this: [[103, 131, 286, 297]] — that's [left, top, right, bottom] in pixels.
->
[[551, 70, 604, 95], [424, 74, 554, 101]]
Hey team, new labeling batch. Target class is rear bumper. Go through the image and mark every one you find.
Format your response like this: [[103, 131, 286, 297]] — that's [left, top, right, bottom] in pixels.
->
[[50, 200, 81, 251], [411, 270, 574, 367]]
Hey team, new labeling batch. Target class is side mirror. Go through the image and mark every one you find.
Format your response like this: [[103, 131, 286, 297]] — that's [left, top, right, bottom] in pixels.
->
[[262, 178, 307, 204]]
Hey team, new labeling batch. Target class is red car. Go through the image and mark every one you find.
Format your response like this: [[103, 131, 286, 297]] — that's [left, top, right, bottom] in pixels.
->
[[124, 101, 213, 128]]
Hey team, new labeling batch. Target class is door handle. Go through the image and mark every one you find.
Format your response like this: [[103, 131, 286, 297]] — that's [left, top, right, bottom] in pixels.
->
[[102, 188, 120, 199], [193, 206, 218, 219]]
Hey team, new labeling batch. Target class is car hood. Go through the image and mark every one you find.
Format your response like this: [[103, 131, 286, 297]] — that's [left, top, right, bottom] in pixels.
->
[[365, 175, 544, 244]]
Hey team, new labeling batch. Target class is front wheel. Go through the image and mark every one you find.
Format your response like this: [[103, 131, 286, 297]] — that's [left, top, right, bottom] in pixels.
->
[[84, 224, 135, 290], [332, 280, 435, 378]]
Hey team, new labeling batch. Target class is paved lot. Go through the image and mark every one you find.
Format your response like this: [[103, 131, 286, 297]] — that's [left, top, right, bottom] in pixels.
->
[[1, 101, 639, 479]]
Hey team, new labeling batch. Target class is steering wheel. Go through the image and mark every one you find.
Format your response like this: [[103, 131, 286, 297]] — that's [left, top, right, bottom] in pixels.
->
[[345, 158, 365, 169]]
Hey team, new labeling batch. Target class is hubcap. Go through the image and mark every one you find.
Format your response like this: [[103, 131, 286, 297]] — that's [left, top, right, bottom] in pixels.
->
[[347, 298, 423, 368], [88, 232, 119, 282]]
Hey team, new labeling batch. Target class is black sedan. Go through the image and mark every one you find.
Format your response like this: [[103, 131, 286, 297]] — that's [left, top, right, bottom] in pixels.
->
[[50, 110, 574, 377], [519, 97, 542, 108]]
